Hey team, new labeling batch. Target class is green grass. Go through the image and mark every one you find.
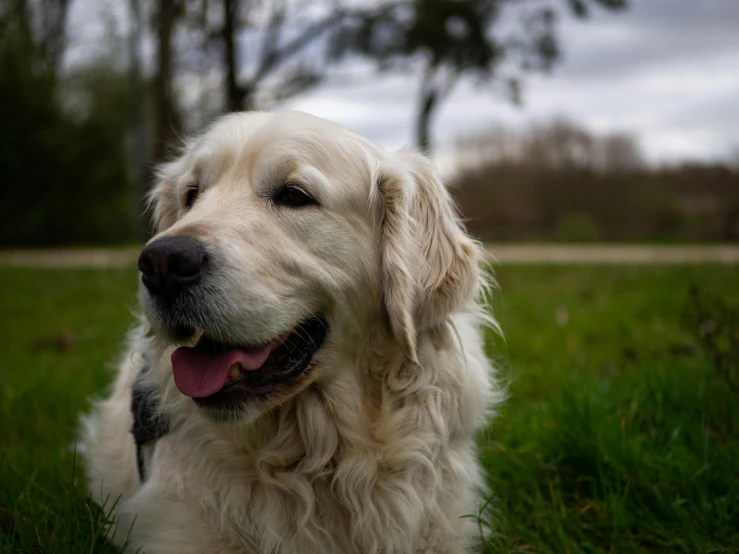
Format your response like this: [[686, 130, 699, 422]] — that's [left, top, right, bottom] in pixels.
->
[[481, 266, 739, 553], [0, 265, 737, 552], [0, 269, 138, 552]]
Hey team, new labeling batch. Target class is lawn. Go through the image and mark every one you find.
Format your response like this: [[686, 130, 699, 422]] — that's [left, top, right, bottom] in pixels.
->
[[0, 265, 737, 553]]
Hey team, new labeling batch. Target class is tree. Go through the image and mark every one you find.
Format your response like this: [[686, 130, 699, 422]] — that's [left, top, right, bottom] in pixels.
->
[[0, 0, 136, 246], [144, 0, 372, 125], [333, 0, 628, 151], [153, 0, 183, 162], [452, 118, 643, 173], [4, 0, 71, 77], [217, 0, 380, 112]]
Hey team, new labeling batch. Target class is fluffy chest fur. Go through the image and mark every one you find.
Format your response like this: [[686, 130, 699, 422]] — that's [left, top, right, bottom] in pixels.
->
[[82, 313, 495, 554]]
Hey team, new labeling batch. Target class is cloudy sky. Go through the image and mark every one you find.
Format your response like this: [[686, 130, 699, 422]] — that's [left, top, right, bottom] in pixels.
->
[[65, 0, 739, 165], [283, 0, 739, 165]]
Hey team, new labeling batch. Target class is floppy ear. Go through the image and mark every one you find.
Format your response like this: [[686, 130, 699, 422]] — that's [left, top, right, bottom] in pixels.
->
[[373, 158, 419, 362], [373, 151, 481, 361]]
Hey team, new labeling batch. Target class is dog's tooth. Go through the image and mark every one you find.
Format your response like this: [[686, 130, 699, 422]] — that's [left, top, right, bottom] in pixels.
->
[[228, 364, 242, 380], [179, 328, 204, 348]]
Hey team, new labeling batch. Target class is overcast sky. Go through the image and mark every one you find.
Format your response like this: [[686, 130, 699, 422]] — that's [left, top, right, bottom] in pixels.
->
[[65, 0, 739, 165], [282, 0, 739, 165]]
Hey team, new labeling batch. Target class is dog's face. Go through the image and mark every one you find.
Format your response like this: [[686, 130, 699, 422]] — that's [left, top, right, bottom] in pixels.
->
[[141, 111, 479, 422]]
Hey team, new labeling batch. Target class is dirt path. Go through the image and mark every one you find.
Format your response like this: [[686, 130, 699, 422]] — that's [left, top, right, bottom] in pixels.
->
[[1, 244, 738, 268], [485, 244, 739, 264], [0, 248, 141, 268]]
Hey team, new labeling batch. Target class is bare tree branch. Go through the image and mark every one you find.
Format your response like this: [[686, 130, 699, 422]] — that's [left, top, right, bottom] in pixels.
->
[[257, 0, 286, 72], [257, 63, 322, 107], [246, 8, 346, 89]]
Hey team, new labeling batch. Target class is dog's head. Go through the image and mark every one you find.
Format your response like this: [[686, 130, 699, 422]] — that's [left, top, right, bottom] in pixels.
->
[[141, 111, 481, 422]]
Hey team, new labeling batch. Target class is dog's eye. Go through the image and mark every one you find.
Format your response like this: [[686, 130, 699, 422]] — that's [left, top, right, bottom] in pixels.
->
[[274, 185, 317, 208], [184, 186, 199, 209]]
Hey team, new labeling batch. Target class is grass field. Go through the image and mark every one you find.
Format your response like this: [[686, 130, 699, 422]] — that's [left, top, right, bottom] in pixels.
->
[[0, 265, 737, 553]]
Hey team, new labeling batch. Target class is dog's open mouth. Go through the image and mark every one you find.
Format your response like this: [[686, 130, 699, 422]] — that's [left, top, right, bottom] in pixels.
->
[[170, 316, 327, 408]]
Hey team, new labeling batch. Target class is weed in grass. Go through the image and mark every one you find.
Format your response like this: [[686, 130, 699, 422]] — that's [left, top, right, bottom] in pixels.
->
[[682, 284, 739, 394]]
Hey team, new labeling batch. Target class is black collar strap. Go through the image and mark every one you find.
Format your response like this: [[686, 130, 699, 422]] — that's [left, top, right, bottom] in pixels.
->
[[130, 368, 170, 482]]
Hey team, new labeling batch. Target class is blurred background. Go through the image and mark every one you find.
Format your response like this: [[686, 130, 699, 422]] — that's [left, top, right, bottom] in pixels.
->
[[2, 0, 738, 247]]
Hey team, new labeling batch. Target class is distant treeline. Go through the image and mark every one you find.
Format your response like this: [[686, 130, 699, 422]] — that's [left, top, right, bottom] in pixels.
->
[[450, 120, 739, 242], [0, 7, 135, 247]]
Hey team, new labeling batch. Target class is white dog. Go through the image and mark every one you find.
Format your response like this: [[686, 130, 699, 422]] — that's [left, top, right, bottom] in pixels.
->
[[80, 111, 500, 554]]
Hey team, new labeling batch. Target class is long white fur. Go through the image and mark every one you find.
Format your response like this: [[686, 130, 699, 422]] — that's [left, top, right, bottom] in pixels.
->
[[79, 111, 502, 554]]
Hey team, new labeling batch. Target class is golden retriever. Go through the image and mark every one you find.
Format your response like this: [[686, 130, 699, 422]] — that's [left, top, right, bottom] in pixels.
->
[[80, 111, 500, 553]]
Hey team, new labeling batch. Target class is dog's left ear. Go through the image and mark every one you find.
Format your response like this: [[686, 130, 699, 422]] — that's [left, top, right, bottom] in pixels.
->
[[373, 151, 481, 361]]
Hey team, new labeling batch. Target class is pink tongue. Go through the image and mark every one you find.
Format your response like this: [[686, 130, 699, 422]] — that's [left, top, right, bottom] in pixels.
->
[[171, 345, 272, 398]]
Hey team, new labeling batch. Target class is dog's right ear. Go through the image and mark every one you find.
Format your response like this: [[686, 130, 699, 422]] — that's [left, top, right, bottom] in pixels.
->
[[146, 161, 181, 233]]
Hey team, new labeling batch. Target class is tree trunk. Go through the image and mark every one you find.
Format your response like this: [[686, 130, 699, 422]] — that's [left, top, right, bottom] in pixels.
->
[[415, 88, 438, 153], [223, 0, 247, 111], [129, 0, 149, 238], [40, 0, 70, 77], [154, 0, 182, 163]]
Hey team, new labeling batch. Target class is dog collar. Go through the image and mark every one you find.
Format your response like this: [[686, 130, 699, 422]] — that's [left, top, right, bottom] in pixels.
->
[[130, 368, 169, 482]]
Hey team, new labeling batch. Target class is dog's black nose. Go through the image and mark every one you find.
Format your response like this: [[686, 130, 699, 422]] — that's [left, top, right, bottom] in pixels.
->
[[138, 236, 206, 296]]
